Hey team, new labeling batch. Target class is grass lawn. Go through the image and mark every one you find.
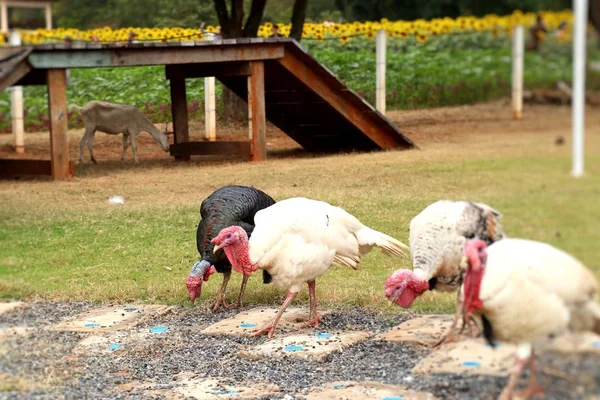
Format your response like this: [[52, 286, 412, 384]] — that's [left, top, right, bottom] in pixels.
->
[[0, 102, 599, 314]]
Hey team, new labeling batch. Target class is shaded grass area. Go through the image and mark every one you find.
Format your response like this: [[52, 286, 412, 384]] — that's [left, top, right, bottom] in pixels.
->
[[1, 132, 599, 314]]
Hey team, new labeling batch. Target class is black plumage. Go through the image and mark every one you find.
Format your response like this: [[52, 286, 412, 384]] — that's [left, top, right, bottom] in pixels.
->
[[190, 185, 276, 309]]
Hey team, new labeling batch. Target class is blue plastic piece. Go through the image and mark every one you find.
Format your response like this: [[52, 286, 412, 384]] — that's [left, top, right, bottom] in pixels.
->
[[84, 323, 100, 328], [332, 384, 346, 389], [283, 344, 305, 352], [150, 325, 168, 333], [315, 333, 333, 339], [0, 327, 8, 331], [382, 397, 404, 400], [109, 343, 121, 351], [592, 341, 600, 348], [240, 323, 257, 328], [462, 361, 482, 367], [124, 307, 137, 312], [214, 389, 238, 395]]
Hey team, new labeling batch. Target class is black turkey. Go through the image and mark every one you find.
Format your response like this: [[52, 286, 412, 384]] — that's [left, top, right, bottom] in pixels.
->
[[185, 185, 276, 310]]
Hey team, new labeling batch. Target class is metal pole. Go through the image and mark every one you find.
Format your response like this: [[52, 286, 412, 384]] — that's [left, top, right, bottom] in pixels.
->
[[10, 31, 25, 154], [511, 25, 524, 120], [45, 1, 52, 30], [376, 29, 386, 114], [572, 0, 588, 177]]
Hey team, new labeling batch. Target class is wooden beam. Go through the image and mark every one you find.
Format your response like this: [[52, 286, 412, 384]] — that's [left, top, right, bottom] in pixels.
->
[[169, 141, 250, 157], [0, 59, 31, 91], [169, 77, 190, 161], [248, 61, 266, 162], [277, 51, 404, 150], [165, 62, 252, 80], [29, 44, 285, 69], [0, 159, 73, 177], [47, 69, 72, 180]]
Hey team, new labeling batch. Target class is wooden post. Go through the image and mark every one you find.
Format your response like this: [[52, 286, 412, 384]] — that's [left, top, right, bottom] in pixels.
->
[[9, 31, 24, 154], [169, 77, 190, 161], [248, 61, 266, 162], [376, 29, 386, 114], [45, 1, 52, 30], [0, 1, 7, 33], [204, 76, 216, 141], [47, 69, 71, 180], [512, 25, 524, 120]]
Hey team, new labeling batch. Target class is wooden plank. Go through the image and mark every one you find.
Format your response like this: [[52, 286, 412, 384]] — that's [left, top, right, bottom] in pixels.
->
[[0, 159, 51, 176], [248, 61, 267, 162], [169, 77, 190, 161], [0, 58, 31, 91], [277, 51, 409, 150], [47, 69, 72, 180], [28, 44, 285, 69], [165, 62, 252, 80], [169, 141, 250, 157]]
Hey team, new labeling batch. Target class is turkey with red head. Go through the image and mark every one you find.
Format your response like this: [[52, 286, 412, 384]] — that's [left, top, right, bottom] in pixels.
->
[[211, 197, 409, 338], [462, 238, 600, 400], [185, 185, 275, 310], [385, 200, 504, 346]]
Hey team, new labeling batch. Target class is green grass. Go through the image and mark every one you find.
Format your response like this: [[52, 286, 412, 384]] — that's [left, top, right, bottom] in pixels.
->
[[1, 127, 599, 313], [1, 32, 598, 132]]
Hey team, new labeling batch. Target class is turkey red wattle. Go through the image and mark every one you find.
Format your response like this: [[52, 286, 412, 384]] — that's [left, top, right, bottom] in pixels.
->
[[463, 240, 487, 313]]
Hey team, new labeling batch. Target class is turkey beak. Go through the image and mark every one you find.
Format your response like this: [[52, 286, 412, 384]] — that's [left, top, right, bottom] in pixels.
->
[[387, 292, 400, 308], [213, 244, 221, 254]]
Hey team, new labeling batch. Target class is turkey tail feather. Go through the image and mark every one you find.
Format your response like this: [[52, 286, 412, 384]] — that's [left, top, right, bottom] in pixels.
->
[[356, 227, 409, 258]]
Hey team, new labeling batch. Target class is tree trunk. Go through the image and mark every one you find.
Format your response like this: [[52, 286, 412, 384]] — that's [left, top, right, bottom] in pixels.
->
[[243, 0, 267, 37], [290, 0, 309, 41]]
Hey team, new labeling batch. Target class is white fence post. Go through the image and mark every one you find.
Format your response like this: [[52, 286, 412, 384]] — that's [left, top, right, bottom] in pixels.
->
[[572, 0, 588, 178], [511, 25, 524, 120], [376, 29, 386, 114], [9, 31, 25, 154], [204, 34, 217, 141]]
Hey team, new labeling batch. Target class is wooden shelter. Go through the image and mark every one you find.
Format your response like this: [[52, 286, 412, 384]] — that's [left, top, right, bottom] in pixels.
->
[[1, 0, 56, 32], [0, 38, 414, 180]]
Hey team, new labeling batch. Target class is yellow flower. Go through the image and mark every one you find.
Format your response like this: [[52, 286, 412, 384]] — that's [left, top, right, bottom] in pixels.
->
[[416, 33, 428, 43]]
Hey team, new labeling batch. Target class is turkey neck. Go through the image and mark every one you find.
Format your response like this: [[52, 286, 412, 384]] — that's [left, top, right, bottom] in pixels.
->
[[224, 239, 257, 276]]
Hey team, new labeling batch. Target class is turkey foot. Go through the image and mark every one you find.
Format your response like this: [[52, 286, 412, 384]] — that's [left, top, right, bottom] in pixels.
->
[[210, 270, 234, 311], [253, 291, 298, 339], [298, 280, 320, 328], [299, 314, 321, 328]]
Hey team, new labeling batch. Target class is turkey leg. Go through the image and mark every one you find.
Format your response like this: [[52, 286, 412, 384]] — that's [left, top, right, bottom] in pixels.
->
[[234, 274, 249, 308], [514, 351, 544, 399], [433, 290, 478, 348], [253, 291, 298, 339], [300, 280, 321, 328], [499, 351, 536, 400], [210, 270, 232, 311]]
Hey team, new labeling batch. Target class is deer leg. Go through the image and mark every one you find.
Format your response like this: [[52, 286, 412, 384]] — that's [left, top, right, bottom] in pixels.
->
[[130, 132, 139, 163], [86, 130, 97, 164], [79, 126, 94, 163], [121, 134, 129, 161]]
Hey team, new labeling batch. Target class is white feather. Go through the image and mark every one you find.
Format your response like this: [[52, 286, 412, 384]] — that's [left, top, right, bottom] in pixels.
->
[[249, 197, 408, 293], [409, 200, 504, 292], [472, 238, 600, 344]]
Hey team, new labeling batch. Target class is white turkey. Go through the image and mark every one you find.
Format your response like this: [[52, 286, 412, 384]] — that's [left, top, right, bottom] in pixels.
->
[[211, 197, 409, 338], [463, 238, 600, 400], [385, 200, 504, 346]]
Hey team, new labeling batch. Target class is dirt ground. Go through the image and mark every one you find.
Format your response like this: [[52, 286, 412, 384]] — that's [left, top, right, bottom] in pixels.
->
[[0, 100, 590, 167]]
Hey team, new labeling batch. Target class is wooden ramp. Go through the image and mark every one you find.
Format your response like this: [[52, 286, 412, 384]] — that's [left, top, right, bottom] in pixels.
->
[[0, 38, 413, 180], [219, 40, 413, 152]]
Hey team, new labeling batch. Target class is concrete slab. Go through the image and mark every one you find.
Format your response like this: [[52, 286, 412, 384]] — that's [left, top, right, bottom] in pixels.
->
[[0, 301, 27, 315], [48, 304, 173, 333], [174, 374, 280, 399], [546, 332, 600, 355], [73, 324, 176, 356], [412, 338, 515, 377], [304, 381, 437, 400], [375, 314, 460, 346], [239, 331, 371, 362], [202, 307, 332, 337], [0, 326, 35, 341]]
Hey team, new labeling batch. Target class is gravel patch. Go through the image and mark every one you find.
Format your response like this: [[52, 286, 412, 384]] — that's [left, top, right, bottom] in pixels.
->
[[0, 301, 92, 327], [0, 303, 599, 400]]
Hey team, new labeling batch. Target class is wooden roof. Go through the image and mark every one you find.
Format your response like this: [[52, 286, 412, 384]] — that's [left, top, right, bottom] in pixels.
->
[[0, 46, 32, 89], [0, 38, 413, 152]]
